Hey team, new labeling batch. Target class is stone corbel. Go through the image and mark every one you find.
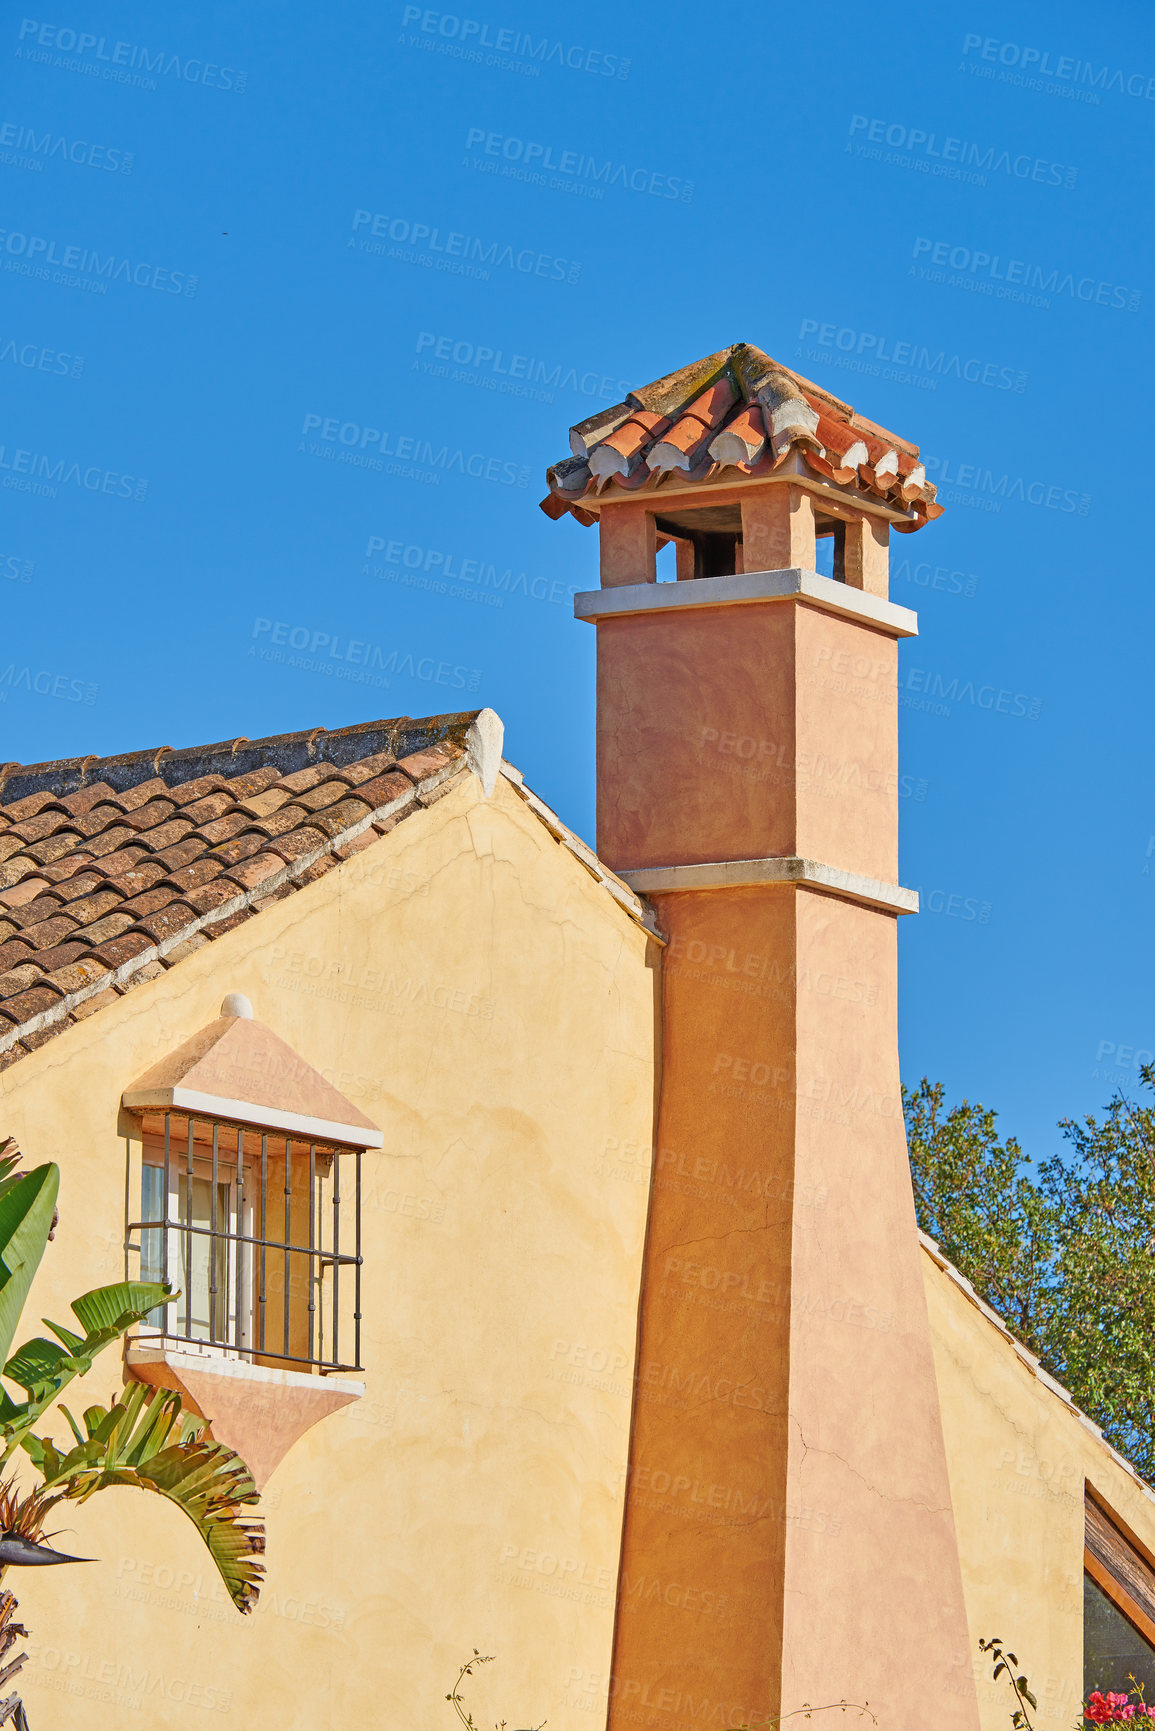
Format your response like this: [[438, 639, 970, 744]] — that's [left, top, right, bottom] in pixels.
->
[[126, 1345, 364, 1490]]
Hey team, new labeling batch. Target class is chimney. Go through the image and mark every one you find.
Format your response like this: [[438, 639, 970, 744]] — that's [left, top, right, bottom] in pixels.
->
[[544, 346, 979, 1731]]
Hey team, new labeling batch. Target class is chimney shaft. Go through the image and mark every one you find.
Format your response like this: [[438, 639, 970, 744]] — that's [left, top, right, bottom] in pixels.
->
[[553, 349, 977, 1731]]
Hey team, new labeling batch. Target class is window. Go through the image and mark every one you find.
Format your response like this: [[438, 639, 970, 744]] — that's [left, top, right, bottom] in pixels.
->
[[127, 1111, 363, 1374], [1085, 1491, 1155, 1698]]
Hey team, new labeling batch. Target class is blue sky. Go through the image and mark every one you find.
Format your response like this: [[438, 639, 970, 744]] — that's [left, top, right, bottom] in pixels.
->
[[2, 0, 1152, 1157]]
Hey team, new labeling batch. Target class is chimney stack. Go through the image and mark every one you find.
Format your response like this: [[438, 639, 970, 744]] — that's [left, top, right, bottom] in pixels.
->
[[544, 345, 978, 1731]]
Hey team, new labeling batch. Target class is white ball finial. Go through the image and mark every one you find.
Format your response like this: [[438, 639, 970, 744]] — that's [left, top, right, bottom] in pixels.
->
[[220, 993, 254, 1019]]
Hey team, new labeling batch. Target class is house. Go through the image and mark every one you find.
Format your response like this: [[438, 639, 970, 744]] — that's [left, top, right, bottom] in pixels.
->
[[0, 343, 1151, 1729]]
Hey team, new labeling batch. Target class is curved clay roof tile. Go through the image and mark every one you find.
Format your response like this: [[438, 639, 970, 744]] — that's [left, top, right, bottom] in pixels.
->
[[708, 404, 766, 467]]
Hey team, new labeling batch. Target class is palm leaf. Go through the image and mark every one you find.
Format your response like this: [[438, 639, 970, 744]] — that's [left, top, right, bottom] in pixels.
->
[[0, 1168, 58, 1369], [27, 1384, 264, 1612]]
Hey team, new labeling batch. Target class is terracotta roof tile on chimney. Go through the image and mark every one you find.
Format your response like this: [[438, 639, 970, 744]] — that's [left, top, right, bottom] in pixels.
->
[[540, 341, 942, 530], [707, 402, 766, 467]]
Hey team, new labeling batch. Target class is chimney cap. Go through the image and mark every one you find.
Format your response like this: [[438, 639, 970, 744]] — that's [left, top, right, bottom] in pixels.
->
[[540, 342, 941, 532]]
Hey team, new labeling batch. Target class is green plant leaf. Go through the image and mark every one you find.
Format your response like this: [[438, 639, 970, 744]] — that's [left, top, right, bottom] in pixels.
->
[[7, 1334, 82, 1382], [70, 1282, 171, 1337], [30, 1383, 263, 1612], [0, 1281, 172, 1458], [0, 1165, 58, 1368], [0, 1138, 24, 1202]]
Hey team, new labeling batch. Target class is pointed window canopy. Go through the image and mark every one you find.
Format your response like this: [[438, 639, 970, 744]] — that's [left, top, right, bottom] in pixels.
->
[[121, 993, 383, 1148]]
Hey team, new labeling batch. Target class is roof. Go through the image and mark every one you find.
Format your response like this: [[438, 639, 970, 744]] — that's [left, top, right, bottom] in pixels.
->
[[123, 998, 384, 1147], [0, 710, 659, 1069], [540, 342, 942, 532]]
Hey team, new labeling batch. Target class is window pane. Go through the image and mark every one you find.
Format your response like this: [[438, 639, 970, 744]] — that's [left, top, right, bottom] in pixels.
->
[[140, 1164, 166, 1326], [178, 1174, 230, 1343], [1085, 1574, 1155, 1697]]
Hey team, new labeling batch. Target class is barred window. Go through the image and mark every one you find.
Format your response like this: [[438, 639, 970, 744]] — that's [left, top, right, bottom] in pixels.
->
[[127, 1110, 362, 1375]]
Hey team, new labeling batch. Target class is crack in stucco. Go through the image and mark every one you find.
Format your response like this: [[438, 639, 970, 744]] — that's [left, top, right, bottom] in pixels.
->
[[792, 1418, 951, 1516]]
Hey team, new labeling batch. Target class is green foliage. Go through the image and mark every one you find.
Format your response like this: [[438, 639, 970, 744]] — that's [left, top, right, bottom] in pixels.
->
[[979, 1636, 1037, 1731], [1042, 1071, 1155, 1483], [0, 1280, 172, 1463], [903, 1079, 1056, 1352], [24, 1382, 263, 1613], [0, 1145, 265, 1728], [0, 1154, 265, 1612], [905, 1069, 1155, 1482], [0, 1166, 59, 1373]]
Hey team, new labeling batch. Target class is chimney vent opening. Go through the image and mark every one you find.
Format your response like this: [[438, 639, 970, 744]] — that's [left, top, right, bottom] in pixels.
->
[[815, 519, 847, 583], [653, 505, 743, 581]]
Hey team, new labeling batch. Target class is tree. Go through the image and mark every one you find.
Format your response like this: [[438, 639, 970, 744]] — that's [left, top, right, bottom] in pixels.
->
[[0, 1142, 264, 1728], [904, 1069, 1155, 1484], [903, 1078, 1057, 1354], [1043, 1068, 1155, 1480]]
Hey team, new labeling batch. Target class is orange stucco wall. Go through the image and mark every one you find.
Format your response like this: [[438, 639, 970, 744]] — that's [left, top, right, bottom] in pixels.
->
[[611, 887, 796, 1729], [608, 885, 977, 1731], [782, 890, 974, 1717], [595, 601, 897, 884], [599, 588, 977, 1731], [595, 603, 798, 870]]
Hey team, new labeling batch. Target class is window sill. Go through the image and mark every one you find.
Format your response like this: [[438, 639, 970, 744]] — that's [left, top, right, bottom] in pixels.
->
[[126, 1344, 364, 1490]]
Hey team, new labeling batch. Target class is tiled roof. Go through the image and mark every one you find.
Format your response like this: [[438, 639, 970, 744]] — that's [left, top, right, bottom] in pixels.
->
[[0, 711, 658, 1068], [540, 343, 941, 532]]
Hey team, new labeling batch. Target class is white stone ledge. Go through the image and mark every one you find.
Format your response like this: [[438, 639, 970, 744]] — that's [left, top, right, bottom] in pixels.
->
[[126, 1344, 365, 1398], [618, 856, 918, 915], [573, 569, 918, 638], [120, 1084, 385, 1148]]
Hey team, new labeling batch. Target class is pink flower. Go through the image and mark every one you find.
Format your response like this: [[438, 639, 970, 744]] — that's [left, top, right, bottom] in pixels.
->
[[1085, 1693, 1153, 1727]]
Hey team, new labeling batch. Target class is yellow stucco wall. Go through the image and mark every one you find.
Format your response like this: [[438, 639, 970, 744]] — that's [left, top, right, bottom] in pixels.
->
[[925, 1246, 1155, 1731], [0, 770, 659, 1730]]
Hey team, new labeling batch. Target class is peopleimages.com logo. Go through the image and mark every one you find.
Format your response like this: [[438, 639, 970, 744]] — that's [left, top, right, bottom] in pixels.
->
[[922, 454, 1090, 516], [0, 117, 133, 172], [15, 19, 247, 91], [400, 7, 631, 78], [910, 238, 1141, 313], [846, 114, 1077, 188], [250, 618, 481, 694], [299, 414, 530, 488], [0, 227, 197, 295], [0, 439, 147, 501], [798, 319, 1026, 392], [464, 127, 694, 201], [415, 331, 630, 404], [961, 33, 1155, 102], [0, 335, 84, 377], [350, 210, 582, 284]]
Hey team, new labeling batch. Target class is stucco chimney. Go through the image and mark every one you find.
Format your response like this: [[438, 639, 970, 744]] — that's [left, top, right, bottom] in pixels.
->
[[545, 346, 979, 1731]]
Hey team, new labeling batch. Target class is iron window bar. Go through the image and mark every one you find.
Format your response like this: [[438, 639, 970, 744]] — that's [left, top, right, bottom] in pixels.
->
[[127, 1109, 363, 1375]]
